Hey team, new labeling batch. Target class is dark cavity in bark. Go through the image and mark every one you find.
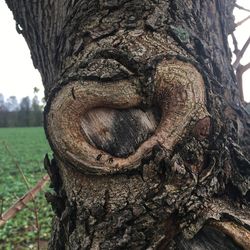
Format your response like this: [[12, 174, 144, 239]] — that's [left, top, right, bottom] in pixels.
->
[[81, 107, 161, 157]]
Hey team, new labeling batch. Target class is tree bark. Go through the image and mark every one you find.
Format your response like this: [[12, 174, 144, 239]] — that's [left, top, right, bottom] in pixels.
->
[[5, 0, 250, 249]]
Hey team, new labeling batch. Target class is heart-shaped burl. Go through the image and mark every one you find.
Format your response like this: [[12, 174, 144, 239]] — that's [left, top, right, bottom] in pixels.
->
[[45, 59, 210, 174]]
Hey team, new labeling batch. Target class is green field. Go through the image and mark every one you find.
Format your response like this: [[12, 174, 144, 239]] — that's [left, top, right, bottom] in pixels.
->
[[0, 127, 53, 249]]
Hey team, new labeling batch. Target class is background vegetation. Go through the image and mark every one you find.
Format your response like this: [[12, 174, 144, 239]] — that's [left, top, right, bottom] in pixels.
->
[[0, 91, 43, 127], [0, 127, 52, 249]]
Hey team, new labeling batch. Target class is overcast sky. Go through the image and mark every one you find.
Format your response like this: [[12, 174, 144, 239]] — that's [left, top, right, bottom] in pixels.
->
[[0, 0, 249, 102], [0, 1, 43, 101]]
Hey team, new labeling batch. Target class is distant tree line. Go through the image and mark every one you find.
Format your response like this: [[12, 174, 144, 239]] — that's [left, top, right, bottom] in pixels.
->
[[0, 93, 43, 127]]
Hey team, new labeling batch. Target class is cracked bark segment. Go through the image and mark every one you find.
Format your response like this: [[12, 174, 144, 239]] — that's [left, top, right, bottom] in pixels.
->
[[45, 59, 209, 174]]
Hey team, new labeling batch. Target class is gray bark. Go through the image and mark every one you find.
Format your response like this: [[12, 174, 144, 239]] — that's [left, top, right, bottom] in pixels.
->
[[5, 0, 250, 249]]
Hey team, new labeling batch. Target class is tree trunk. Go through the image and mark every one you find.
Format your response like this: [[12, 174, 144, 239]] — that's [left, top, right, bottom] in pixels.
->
[[5, 0, 250, 249]]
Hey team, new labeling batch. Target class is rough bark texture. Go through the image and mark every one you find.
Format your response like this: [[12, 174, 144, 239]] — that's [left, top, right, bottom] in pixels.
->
[[6, 0, 250, 249]]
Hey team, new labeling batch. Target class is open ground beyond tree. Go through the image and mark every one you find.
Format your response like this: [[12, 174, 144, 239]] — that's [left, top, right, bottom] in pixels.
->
[[0, 127, 52, 248]]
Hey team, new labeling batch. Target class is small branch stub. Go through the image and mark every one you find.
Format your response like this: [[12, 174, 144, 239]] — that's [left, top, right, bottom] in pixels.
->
[[193, 116, 211, 140], [45, 59, 209, 174]]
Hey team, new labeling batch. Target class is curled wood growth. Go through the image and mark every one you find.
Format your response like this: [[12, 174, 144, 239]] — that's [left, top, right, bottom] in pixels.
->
[[45, 59, 210, 174]]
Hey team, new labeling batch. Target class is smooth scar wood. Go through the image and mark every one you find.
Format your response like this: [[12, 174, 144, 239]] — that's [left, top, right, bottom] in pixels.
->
[[45, 59, 209, 174]]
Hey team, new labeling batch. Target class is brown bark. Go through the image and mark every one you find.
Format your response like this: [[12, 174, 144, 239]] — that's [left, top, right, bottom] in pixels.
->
[[5, 0, 250, 249]]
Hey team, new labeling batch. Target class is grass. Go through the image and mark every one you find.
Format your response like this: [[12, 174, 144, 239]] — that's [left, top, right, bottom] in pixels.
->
[[0, 127, 53, 249]]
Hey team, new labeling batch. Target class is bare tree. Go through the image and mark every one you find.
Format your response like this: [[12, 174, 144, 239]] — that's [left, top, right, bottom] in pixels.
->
[[5, 0, 250, 249], [230, 3, 250, 102]]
